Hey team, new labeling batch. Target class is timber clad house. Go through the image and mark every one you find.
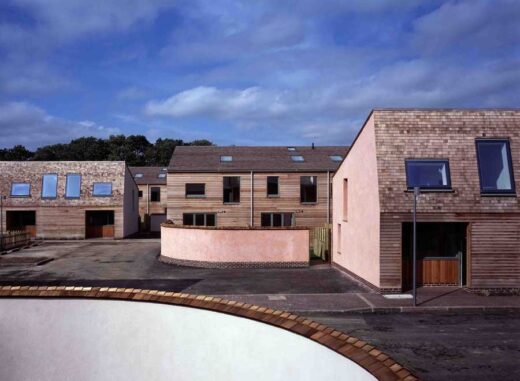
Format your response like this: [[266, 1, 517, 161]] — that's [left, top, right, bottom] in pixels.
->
[[167, 146, 348, 231], [129, 166, 168, 232], [332, 109, 520, 292], [0, 161, 139, 239]]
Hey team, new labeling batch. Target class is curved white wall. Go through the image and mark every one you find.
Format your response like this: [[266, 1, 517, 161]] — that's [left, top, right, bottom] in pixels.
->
[[0, 299, 375, 381]]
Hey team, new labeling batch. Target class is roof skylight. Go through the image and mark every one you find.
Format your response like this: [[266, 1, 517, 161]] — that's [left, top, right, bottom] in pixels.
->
[[329, 155, 343, 162], [220, 155, 233, 162], [134, 173, 144, 178], [287, 147, 296, 151], [291, 155, 305, 162], [158, 173, 166, 178]]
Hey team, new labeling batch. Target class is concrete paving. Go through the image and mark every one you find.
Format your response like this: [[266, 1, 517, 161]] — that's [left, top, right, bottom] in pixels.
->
[[1, 240, 520, 380]]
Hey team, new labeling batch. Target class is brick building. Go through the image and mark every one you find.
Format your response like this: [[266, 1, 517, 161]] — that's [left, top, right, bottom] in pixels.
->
[[333, 109, 520, 292], [129, 166, 168, 232], [0, 161, 139, 239]]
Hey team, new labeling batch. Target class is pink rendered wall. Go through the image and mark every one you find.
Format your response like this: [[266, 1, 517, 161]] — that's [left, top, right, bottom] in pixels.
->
[[332, 115, 381, 287], [161, 226, 309, 264]]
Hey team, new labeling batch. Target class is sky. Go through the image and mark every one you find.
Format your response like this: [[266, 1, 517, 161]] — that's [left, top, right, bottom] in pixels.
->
[[0, 0, 519, 149]]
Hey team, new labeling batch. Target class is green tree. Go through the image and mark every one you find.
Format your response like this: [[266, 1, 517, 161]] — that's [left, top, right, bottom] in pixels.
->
[[0, 145, 33, 161]]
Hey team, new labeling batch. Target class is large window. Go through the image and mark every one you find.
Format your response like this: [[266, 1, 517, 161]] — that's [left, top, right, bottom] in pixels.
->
[[11, 183, 30, 197], [65, 174, 81, 198], [151, 187, 161, 202], [186, 183, 205, 198], [183, 213, 216, 226], [267, 176, 279, 197], [261, 213, 294, 227], [92, 182, 113, 197], [300, 176, 317, 203], [476, 139, 515, 194], [41, 174, 58, 199], [223, 176, 240, 203], [405, 160, 451, 190]]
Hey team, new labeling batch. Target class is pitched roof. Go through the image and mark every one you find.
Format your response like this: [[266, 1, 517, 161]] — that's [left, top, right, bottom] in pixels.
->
[[168, 146, 349, 173], [129, 166, 168, 185]]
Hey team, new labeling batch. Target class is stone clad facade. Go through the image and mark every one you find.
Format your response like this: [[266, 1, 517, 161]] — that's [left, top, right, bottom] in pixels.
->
[[0, 161, 139, 239], [333, 109, 520, 292]]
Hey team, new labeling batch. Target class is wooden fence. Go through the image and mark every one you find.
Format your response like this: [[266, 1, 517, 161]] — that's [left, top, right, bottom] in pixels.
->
[[0, 231, 31, 251], [311, 224, 331, 260]]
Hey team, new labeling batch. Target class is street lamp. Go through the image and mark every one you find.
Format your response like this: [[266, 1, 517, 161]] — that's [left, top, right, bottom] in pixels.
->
[[412, 187, 420, 307]]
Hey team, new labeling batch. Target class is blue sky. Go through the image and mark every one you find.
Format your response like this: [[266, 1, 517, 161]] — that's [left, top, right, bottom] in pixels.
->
[[0, 0, 519, 149]]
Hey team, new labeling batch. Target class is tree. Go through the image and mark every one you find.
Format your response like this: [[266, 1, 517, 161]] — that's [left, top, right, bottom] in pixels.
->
[[0, 145, 33, 161]]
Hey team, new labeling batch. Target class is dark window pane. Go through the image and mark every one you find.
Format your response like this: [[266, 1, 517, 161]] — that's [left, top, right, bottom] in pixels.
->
[[138, 190, 143, 198], [186, 183, 205, 197], [405, 160, 450, 189], [300, 176, 317, 203], [206, 214, 216, 226], [42, 174, 58, 198], [223, 176, 240, 203], [183, 214, 194, 225], [261, 213, 271, 227], [66, 174, 81, 198], [11, 183, 30, 197], [93, 182, 112, 196], [195, 214, 205, 226], [151, 187, 161, 202], [267, 176, 279, 196], [476, 140, 515, 193], [282, 213, 293, 227], [272, 213, 282, 227]]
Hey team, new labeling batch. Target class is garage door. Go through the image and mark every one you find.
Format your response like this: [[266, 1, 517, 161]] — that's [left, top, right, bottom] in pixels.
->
[[150, 214, 167, 232]]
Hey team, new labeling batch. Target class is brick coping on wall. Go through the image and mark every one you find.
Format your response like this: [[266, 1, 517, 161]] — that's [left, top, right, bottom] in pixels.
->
[[161, 223, 309, 231], [0, 286, 417, 381]]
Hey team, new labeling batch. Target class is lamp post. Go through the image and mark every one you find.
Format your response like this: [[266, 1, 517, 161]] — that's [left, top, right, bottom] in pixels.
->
[[412, 187, 420, 307]]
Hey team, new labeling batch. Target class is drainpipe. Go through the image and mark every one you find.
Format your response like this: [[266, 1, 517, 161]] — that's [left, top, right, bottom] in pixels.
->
[[250, 171, 254, 227], [327, 171, 330, 225]]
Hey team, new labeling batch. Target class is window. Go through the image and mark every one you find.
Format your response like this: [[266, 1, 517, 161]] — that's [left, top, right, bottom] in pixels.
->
[[267, 176, 279, 197], [11, 183, 30, 197], [183, 213, 216, 226], [220, 155, 233, 162], [134, 173, 143, 178], [476, 139, 515, 194], [337, 224, 342, 254], [186, 183, 205, 197], [92, 182, 112, 196], [405, 160, 451, 190], [132, 190, 135, 211], [41, 174, 58, 199], [261, 213, 294, 227], [150, 187, 161, 202], [65, 174, 81, 198], [343, 179, 348, 220], [287, 147, 296, 151], [291, 155, 304, 162], [300, 176, 317, 203], [329, 155, 343, 162], [138, 190, 143, 198], [223, 176, 240, 203], [158, 173, 166, 179]]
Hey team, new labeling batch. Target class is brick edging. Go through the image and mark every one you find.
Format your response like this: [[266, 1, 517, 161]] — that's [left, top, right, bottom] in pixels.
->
[[0, 286, 417, 381], [159, 255, 309, 269]]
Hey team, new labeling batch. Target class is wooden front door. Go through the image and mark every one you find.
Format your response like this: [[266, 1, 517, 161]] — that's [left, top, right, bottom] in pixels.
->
[[85, 211, 115, 239], [402, 222, 466, 289]]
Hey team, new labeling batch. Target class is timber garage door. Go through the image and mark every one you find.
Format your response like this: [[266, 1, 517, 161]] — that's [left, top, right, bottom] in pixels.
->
[[85, 211, 115, 239], [150, 214, 167, 232]]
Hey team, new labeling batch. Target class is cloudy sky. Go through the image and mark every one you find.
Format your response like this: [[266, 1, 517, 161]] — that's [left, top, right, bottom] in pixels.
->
[[1, 0, 519, 149]]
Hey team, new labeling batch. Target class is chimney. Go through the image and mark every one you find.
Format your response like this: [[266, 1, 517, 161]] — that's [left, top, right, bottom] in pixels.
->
[[312, 142, 315, 150]]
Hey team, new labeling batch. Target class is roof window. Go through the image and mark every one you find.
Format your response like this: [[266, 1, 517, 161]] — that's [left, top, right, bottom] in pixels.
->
[[291, 155, 305, 162], [329, 155, 343, 162], [220, 155, 233, 162], [134, 173, 144, 178], [158, 173, 166, 178]]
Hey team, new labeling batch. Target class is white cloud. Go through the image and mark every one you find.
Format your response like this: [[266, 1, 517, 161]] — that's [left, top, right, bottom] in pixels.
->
[[0, 102, 120, 149]]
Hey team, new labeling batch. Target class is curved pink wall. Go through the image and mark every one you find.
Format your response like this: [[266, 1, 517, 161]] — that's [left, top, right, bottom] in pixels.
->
[[161, 226, 309, 266]]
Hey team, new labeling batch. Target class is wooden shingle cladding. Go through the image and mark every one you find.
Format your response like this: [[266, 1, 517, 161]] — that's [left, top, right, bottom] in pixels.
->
[[334, 109, 520, 291], [0, 161, 139, 239]]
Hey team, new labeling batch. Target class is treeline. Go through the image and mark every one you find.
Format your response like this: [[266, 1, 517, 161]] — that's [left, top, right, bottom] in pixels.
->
[[0, 135, 213, 166]]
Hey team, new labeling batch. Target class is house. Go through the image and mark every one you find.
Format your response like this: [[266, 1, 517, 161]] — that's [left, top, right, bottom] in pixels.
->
[[0, 161, 139, 239], [167, 146, 348, 233], [332, 109, 520, 292], [129, 166, 168, 232]]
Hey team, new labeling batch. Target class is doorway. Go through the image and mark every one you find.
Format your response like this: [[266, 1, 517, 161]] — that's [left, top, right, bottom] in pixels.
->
[[85, 211, 115, 239], [402, 222, 467, 290], [6, 211, 37, 237]]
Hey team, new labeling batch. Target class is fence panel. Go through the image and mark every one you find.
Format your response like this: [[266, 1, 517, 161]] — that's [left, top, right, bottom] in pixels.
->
[[0, 231, 31, 251]]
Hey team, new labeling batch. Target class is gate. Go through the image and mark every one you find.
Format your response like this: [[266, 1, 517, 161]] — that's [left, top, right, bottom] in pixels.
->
[[311, 224, 331, 260]]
